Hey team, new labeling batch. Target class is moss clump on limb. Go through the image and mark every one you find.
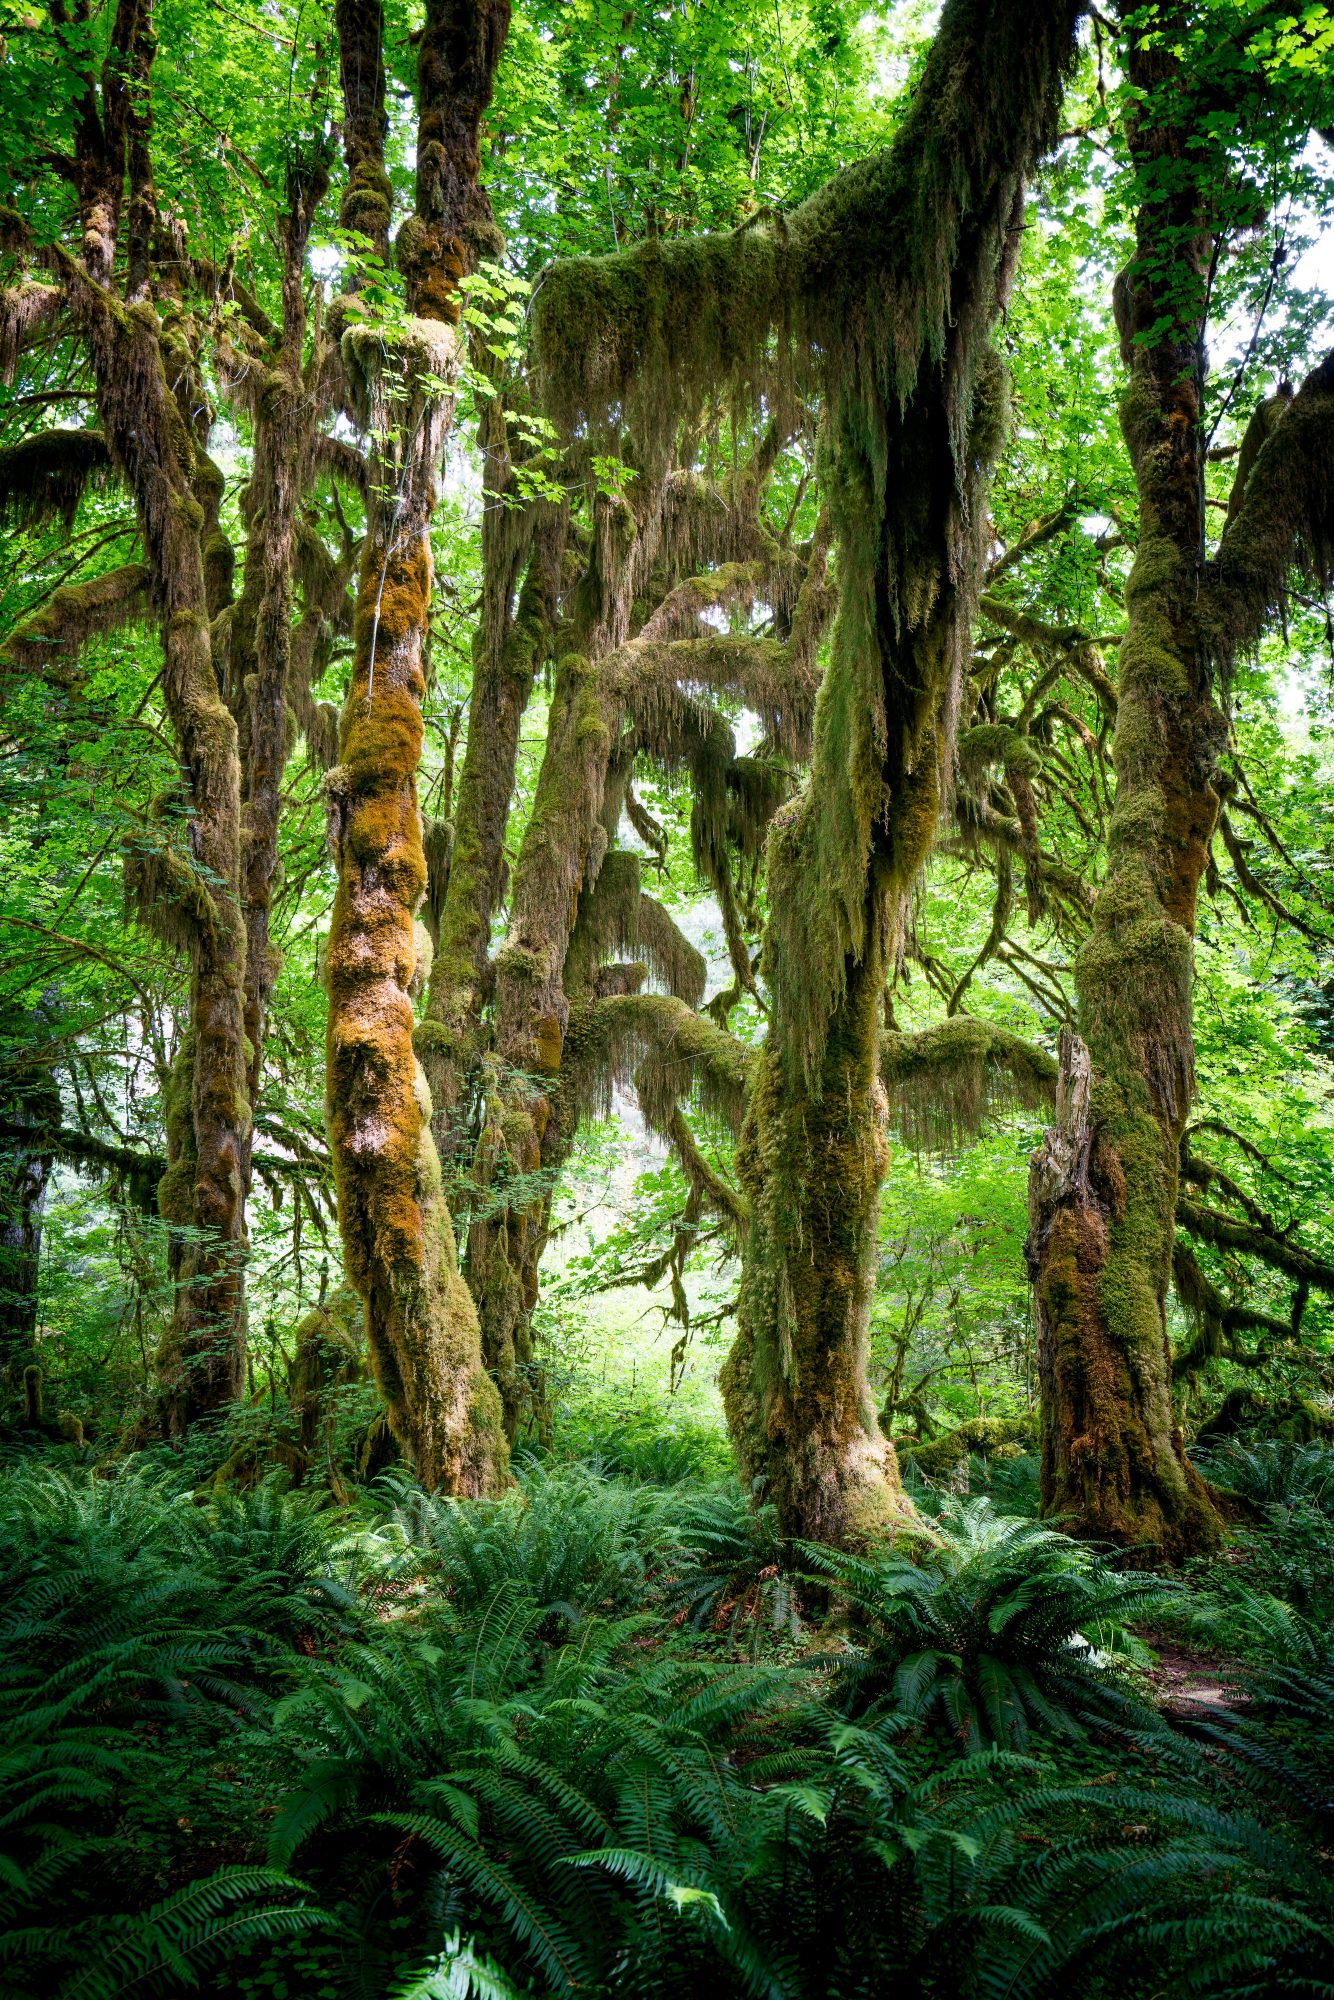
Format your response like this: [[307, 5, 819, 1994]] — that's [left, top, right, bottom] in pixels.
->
[[0, 428, 111, 531], [880, 1018, 1056, 1155], [564, 991, 753, 1137], [1201, 349, 1333, 669], [0, 563, 149, 688], [901, 1414, 1038, 1477]]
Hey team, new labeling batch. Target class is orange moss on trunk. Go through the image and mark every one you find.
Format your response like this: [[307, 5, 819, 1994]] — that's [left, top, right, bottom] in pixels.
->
[[326, 519, 507, 1494], [324, 0, 512, 1491]]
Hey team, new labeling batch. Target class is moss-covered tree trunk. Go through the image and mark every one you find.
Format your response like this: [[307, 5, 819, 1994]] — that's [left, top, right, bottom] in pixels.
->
[[45, 3, 253, 1428], [718, 0, 1079, 1548], [477, 652, 616, 1432], [723, 937, 898, 1544], [0, 1016, 60, 1387], [237, 164, 329, 1148], [324, 0, 509, 1494], [1025, 4, 1223, 1558], [419, 493, 562, 1164]]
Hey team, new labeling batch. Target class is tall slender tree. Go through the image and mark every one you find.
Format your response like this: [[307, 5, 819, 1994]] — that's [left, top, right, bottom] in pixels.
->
[[1027, 0, 1334, 1556], [323, 0, 511, 1493]]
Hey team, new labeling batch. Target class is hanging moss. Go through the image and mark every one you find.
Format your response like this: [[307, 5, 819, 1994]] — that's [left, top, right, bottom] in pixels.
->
[[1202, 353, 1334, 672], [422, 815, 454, 941], [880, 1018, 1056, 1154], [122, 805, 223, 960], [1, 563, 150, 683], [634, 894, 706, 1008], [563, 991, 753, 1140], [483, 0, 1081, 1545], [0, 429, 112, 531], [726, 755, 794, 862], [564, 848, 644, 998], [0, 281, 62, 384]]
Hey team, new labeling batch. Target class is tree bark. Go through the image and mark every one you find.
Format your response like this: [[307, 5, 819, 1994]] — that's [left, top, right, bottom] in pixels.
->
[[0, 1022, 60, 1387], [48, 2, 253, 1429], [1026, 1, 1224, 1558], [720, 0, 1080, 1547], [419, 500, 562, 1166], [324, 0, 510, 1492], [236, 160, 331, 1158]]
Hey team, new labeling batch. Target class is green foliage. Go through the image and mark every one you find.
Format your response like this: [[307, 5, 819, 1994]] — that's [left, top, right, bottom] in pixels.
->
[[373, 1461, 672, 1629], [2, 0, 1334, 1987], [808, 1499, 1172, 1752], [1195, 1439, 1334, 1514], [1, 1458, 1332, 1999], [668, 1481, 801, 1651]]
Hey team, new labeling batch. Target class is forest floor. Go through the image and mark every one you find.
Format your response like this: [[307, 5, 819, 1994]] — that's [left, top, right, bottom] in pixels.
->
[[2, 1343, 1333, 1999]]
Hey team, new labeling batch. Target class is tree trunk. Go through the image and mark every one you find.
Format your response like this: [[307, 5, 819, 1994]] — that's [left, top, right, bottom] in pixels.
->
[[37, 0, 252, 1431], [1025, 2, 1224, 1559], [324, 0, 510, 1493], [477, 653, 616, 1432], [0, 1029, 60, 1387], [719, 0, 1079, 1547], [420, 507, 562, 1164], [237, 162, 330, 1162], [97, 301, 249, 1434], [722, 938, 899, 1545]]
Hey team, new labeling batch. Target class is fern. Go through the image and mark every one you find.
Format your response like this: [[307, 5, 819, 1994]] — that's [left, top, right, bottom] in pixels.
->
[[804, 1498, 1172, 1751], [392, 1932, 524, 1999]]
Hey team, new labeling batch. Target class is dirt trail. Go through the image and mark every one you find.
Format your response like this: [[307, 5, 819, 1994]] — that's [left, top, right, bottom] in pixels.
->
[[1140, 1630, 1244, 1723]]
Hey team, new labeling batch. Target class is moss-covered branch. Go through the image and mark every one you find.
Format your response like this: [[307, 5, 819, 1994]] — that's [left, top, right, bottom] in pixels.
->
[[900, 1414, 1038, 1477], [0, 562, 149, 683], [564, 991, 754, 1138], [977, 592, 1118, 720], [1171, 1237, 1303, 1379], [0, 281, 63, 384], [880, 1018, 1056, 1153], [0, 429, 112, 531], [1203, 350, 1334, 668], [1176, 1197, 1334, 1295]]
